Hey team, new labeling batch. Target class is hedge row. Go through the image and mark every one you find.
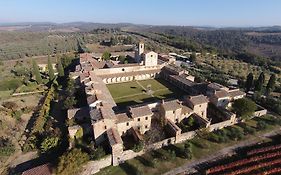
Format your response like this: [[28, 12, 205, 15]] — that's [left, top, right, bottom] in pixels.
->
[[32, 84, 55, 133]]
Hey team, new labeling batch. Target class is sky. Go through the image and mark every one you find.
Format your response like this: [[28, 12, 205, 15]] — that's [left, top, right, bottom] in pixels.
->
[[0, 0, 281, 27]]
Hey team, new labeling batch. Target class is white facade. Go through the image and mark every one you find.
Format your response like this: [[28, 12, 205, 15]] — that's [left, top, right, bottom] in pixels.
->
[[144, 51, 158, 67]]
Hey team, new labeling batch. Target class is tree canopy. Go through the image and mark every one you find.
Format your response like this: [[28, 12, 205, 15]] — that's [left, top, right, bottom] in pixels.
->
[[47, 56, 55, 81], [57, 148, 89, 175], [266, 74, 276, 95], [102, 51, 111, 61], [232, 98, 257, 119], [245, 73, 254, 92], [32, 59, 42, 84], [255, 72, 265, 91], [57, 59, 65, 77]]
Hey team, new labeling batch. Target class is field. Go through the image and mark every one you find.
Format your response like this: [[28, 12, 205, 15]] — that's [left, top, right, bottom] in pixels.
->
[[106, 78, 185, 109]]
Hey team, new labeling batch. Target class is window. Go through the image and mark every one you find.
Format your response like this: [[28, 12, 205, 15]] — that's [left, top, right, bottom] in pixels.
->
[[104, 125, 107, 129], [122, 68, 125, 71], [145, 125, 148, 129], [138, 126, 140, 130], [176, 119, 179, 123], [173, 111, 175, 114], [126, 122, 129, 126], [138, 118, 140, 122], [145, 117, 148, 120], [151, 54, 153, 57], [199, 105, 202, 107]]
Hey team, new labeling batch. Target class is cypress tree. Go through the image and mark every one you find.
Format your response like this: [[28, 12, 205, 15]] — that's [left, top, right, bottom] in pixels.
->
[[47, 56, 55, 81], [57, 58, 64, 77], [255, 72, 265, 91], [266, 74, 276, 94], [32, 59, 42, 84], [245, 73, 254, 92]]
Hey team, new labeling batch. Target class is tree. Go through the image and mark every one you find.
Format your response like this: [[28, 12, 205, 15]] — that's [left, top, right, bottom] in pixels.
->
[[232, 98, 257, 119], [266, 74, 276, 95], [102, 51, 111, 61], [63, 96, 77, 109], [47, 56, 55, 81], [183, 142, 192, 159], [66, 77, 76, 96], [57, 59, 65, 77], [40, 136, 59, 154], [255, 72, 265, 91], [110, 37, 118, 46], [57, 148, 89, 175], [190, 52, 197, 62], [245, 73, 254, 92], [32, 59, 42, 84]]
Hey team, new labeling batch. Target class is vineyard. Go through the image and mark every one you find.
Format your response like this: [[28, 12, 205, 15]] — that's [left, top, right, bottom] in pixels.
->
[[204, 137, 281, 175]]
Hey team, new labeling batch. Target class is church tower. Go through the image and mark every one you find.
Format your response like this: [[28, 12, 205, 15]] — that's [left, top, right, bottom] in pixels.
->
[[138, 42, 144, 55], [135, 42, 144, 63]]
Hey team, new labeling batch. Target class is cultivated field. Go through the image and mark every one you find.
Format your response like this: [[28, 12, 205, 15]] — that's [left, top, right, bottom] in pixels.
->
[[106, 78, 185, 108]]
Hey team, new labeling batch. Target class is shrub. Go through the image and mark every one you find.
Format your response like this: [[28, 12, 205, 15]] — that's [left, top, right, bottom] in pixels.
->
[[40, 136, 60, 154], [132, 141, 144, 152], [183, 142, 192, 159], [90, 146, 106, 160], [2, 101, 18, 110], [22, 135, 37, 152], [0, 137, 15, 156], [257, 120, 268, 130], [167, 150, 176, 160], [11, 110, 22, 121], [0, 78, 23, 91]]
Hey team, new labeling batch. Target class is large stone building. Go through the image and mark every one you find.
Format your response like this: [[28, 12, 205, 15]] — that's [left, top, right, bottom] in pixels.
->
[[68, 42, 248, 166]]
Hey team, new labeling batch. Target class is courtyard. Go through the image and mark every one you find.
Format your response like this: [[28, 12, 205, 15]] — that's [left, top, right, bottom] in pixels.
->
[[106, 78, 185, 109]]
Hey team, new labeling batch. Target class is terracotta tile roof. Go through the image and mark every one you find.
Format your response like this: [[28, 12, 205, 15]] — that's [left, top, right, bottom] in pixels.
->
[[208, 83, 225, 90], [98, 69, 161, 79], [116, 113, 133, 123], [67, 107, 89, 119], [188, 95, 209, 106], [130, 105, 153, 118], [167, 119, 181, 132], [87, 95, 97, 105], [22, 163, 52, 175], [181, 105, 193, 114], [214, 90, 230, 99], [228, 89, 246, 98], [107, 128, 123, 145], [161, 100, 181, 111], [169, 75, 195, 87]]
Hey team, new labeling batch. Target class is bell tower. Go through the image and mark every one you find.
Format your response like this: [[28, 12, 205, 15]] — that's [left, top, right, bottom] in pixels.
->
[[138, 42, 144, 55], [135, 42, 145, 63]]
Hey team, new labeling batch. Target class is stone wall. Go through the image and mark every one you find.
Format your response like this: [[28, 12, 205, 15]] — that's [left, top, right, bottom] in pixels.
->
[[253, 105, 267, 117], [146, 137, 177, 151], [176, 131, 197, 143], [81, 155, 112, 175], [209, 119, 235, 132], [119, 150, 145, 163]]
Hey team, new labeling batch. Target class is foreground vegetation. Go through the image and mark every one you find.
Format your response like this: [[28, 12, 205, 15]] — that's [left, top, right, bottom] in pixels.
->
[[96, 115, 281, 175]]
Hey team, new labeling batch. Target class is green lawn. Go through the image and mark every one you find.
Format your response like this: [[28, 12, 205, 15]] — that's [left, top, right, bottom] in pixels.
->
[[106, 78, 185, 108]]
